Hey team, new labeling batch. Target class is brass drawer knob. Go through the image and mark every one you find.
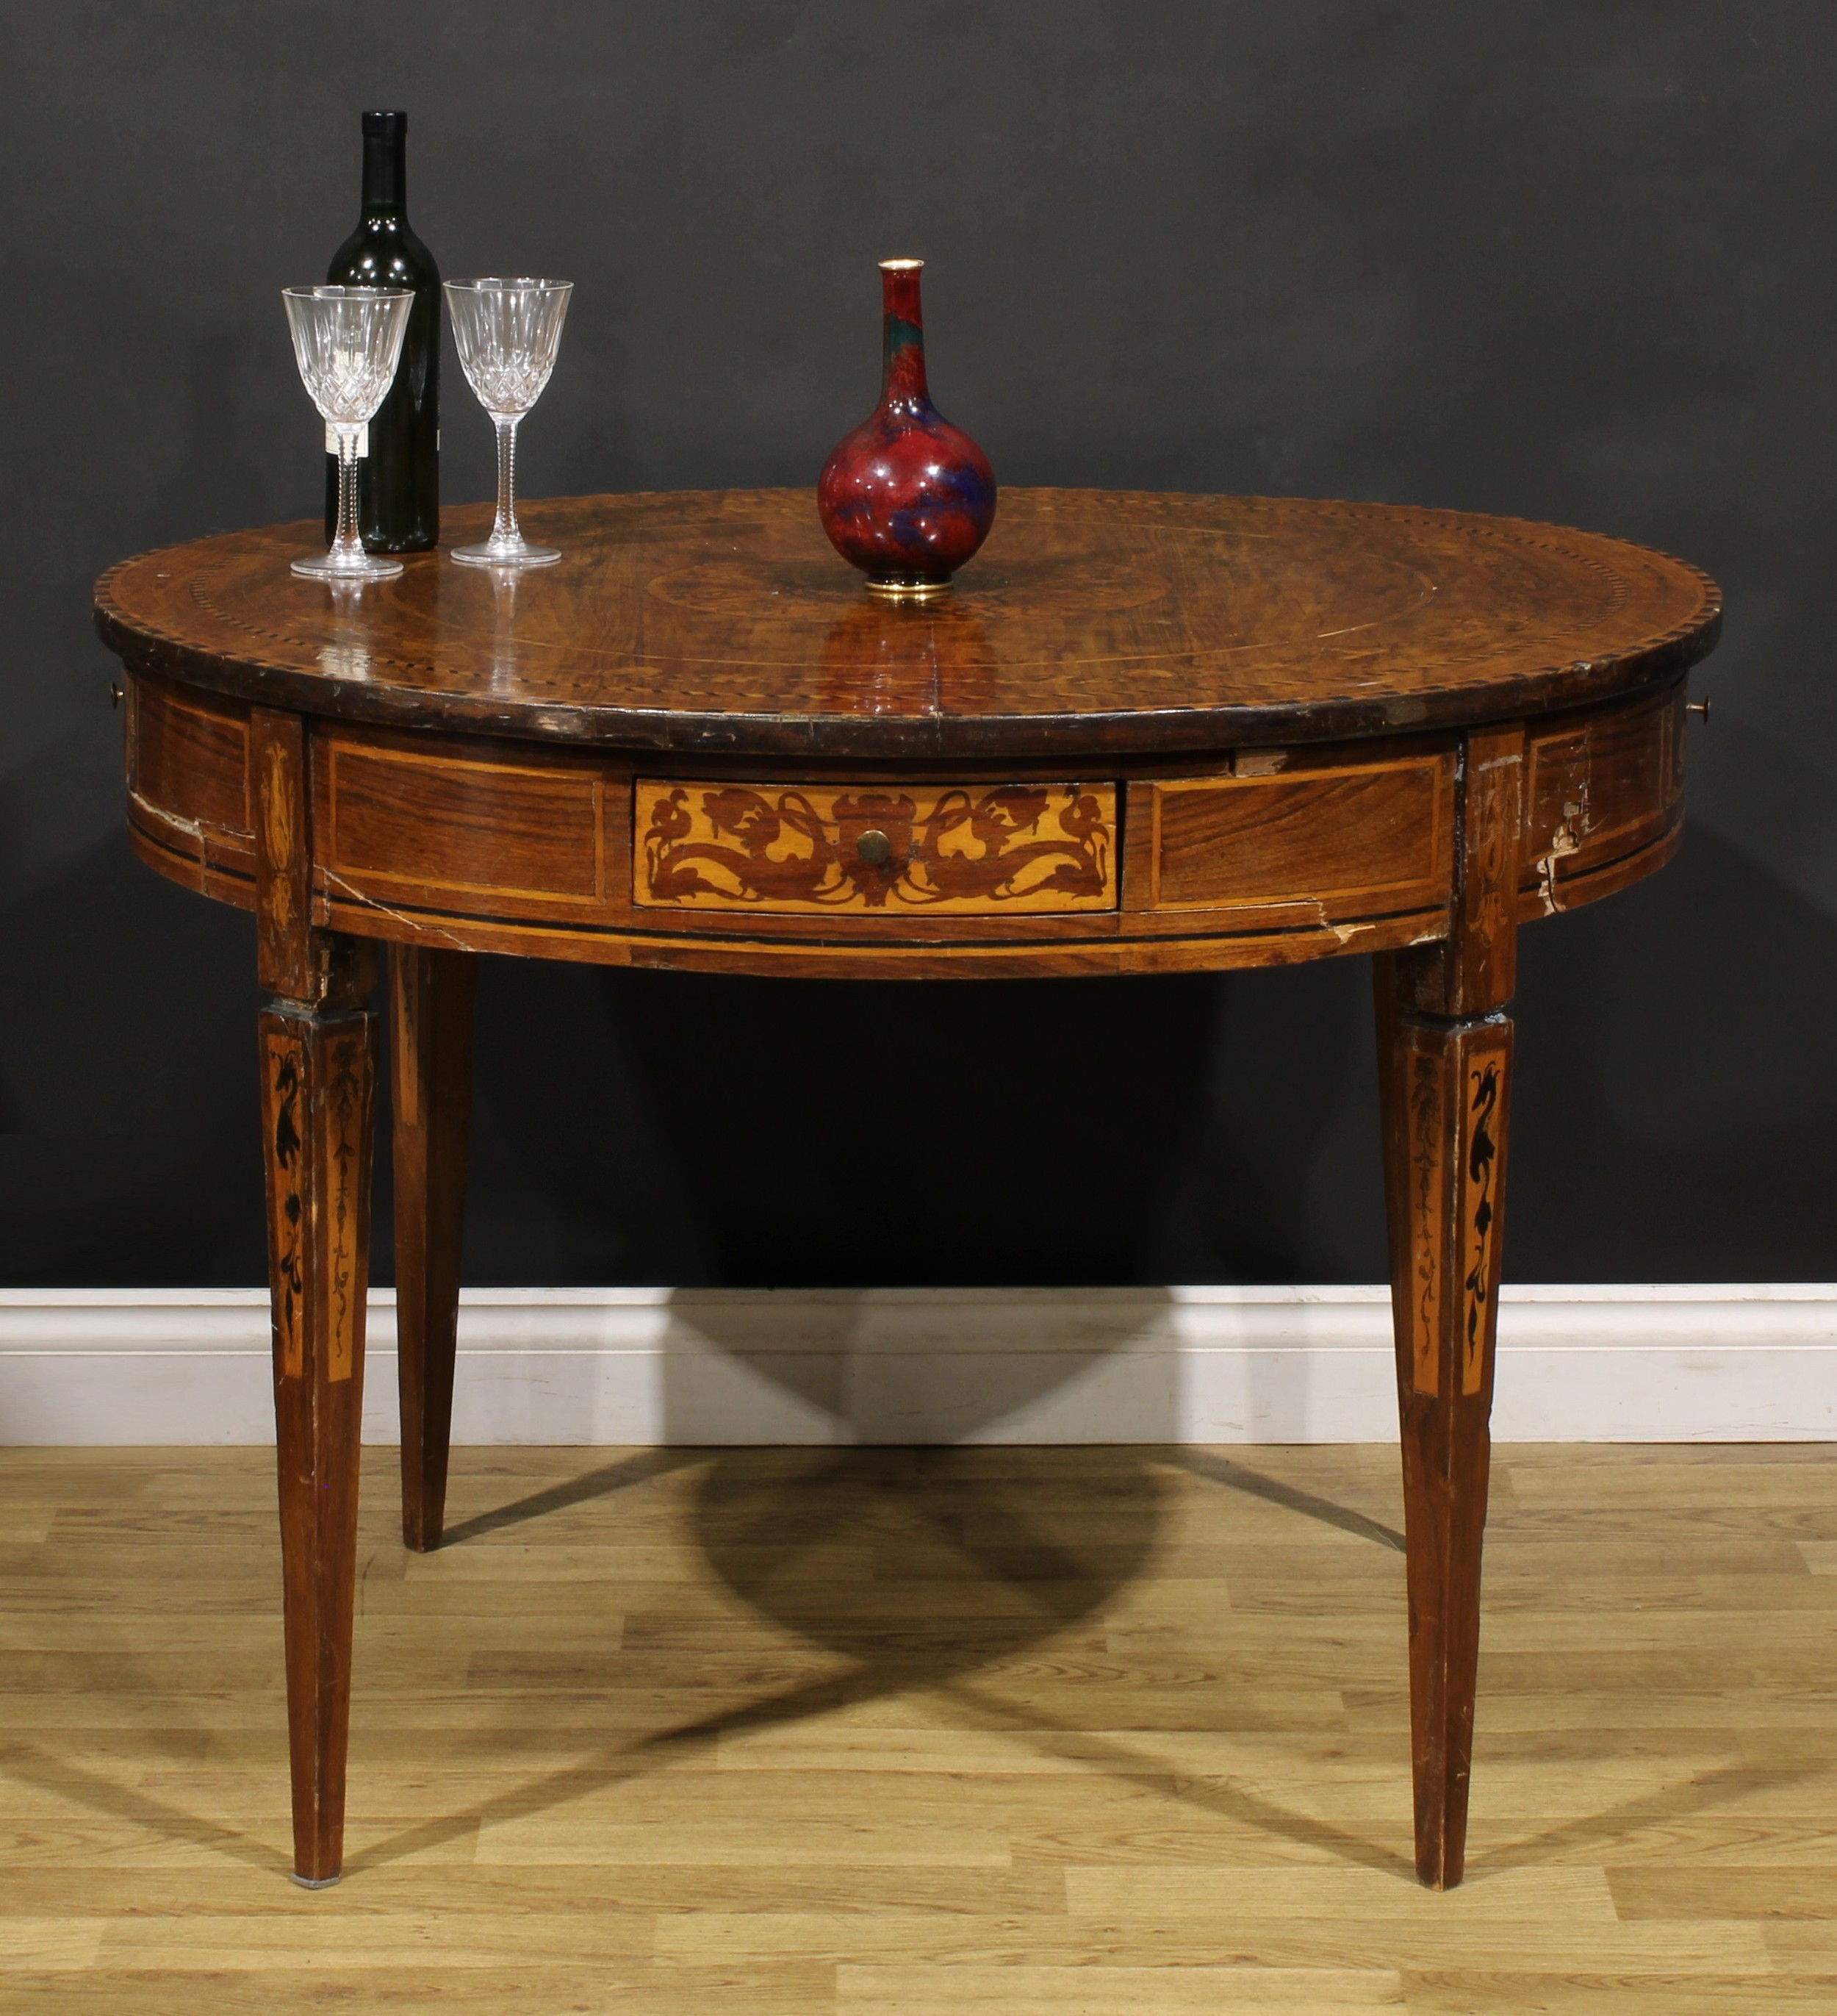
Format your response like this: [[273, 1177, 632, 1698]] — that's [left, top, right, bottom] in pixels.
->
[[856, 828, 894, 866], [1686, 697, 1711, 722]]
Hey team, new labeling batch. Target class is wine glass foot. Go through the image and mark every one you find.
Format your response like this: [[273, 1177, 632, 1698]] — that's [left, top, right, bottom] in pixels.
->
[[451, 540, 560, 570], [292, 551, 403, 582]]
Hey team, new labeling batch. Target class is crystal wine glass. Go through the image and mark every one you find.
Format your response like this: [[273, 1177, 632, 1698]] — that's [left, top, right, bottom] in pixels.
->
[[444, 278, 573, 567], [281, 285, 414, 581]]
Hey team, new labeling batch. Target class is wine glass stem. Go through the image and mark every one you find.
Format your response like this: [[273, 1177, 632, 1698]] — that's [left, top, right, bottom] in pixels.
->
[[332, 428, 364, 561], [492, 418, 522, 548]]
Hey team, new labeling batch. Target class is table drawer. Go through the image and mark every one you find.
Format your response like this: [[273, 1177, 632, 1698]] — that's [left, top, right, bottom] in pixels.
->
[[635, 779, 1118, 914]]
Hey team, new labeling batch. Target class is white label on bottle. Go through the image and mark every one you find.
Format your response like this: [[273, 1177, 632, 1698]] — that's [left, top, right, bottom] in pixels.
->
[[326, 422, 370, 456]]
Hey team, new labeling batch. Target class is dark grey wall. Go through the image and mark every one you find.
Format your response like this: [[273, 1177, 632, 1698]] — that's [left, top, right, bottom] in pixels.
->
[[3, 3, 1831, 1288]]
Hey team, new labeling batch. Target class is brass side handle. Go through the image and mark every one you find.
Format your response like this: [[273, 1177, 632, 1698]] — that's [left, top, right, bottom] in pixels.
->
[[1686, 697, 1711, 721], [109, 681, 123, 709]]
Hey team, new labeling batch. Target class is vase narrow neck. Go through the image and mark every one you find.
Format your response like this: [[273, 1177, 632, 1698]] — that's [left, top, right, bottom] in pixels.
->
[[880, 264, 930, 406]]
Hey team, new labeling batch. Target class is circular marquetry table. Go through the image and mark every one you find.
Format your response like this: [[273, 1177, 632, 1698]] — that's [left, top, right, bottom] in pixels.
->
[[96, 489, 1721, 1890]]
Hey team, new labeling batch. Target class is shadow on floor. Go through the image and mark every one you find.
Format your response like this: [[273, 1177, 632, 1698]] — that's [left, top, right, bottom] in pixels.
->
[[349, 1443, 1423, 1882]]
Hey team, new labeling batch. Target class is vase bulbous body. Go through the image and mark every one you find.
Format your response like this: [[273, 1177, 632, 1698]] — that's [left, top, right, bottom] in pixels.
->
[[818, 259, 996, 598]]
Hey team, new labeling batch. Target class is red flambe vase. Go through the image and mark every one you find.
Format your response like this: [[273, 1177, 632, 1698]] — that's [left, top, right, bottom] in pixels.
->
[[818, 259, 996, 599]]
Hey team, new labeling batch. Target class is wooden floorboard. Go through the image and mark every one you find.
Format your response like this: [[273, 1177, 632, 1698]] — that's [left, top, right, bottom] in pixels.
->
[[0, 1442, 1833, 2012]]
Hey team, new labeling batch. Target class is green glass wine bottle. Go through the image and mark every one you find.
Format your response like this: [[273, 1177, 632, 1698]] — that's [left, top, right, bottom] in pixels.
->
[[323, 110, 439, 551]]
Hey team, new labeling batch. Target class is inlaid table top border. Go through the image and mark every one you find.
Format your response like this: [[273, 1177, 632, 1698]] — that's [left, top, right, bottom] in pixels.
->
[[95, 488, 1721, 761]]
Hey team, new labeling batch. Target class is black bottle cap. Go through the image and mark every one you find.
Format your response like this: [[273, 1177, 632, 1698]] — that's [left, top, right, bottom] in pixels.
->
[[359, 110, 408, 209]]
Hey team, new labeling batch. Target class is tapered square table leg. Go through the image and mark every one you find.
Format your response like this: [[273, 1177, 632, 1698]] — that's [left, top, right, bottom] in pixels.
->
[[251, 706, 379, 1887], [389, 944, 478, 1552], [1374, 721, 1523, 1888], [1376, 977, 1511, 1887], [260, 975, 377, 1887]]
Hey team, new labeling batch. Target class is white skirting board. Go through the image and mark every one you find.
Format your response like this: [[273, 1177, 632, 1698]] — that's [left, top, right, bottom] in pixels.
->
[[0, 1285, 1833, 1446]]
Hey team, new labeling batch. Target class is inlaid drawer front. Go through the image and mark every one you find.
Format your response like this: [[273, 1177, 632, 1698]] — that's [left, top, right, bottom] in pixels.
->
[[635, 780, 1118, 914], [1151, 755, 1454, 917]]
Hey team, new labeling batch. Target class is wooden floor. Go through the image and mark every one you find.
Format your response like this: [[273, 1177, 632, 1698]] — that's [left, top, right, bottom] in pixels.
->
[[2, 1443, 1836, 2012]]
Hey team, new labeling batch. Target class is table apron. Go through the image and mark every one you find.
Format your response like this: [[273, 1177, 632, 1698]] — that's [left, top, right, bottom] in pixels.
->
[[121, 669, 1686, 979]]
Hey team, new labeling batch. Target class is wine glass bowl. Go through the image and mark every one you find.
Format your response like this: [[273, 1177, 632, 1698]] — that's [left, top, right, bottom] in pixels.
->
[[445, 278, 573, 568], [446, 278, 569, 414], [283, 285, 414, 581]]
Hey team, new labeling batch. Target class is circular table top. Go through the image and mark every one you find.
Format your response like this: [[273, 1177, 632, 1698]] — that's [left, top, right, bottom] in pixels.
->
[[96, 488, 1721, 760]]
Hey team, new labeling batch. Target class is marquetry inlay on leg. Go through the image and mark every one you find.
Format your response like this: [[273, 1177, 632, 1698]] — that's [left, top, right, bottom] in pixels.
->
[[1393, 1014, 1512, 1399]]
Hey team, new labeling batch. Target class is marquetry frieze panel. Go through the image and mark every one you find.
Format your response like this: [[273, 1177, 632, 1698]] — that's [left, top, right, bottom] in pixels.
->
[[128, 673, 252, 840], [1151, 755, 1455, 921], [633, 780, 1118, 914], [1521, 682, 1683, 914], [325, 742, 605, 903]]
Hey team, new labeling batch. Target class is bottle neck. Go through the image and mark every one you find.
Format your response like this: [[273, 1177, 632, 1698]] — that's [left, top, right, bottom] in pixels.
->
[[361, 125, 407, 215], [880, 265, 929, 406]]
